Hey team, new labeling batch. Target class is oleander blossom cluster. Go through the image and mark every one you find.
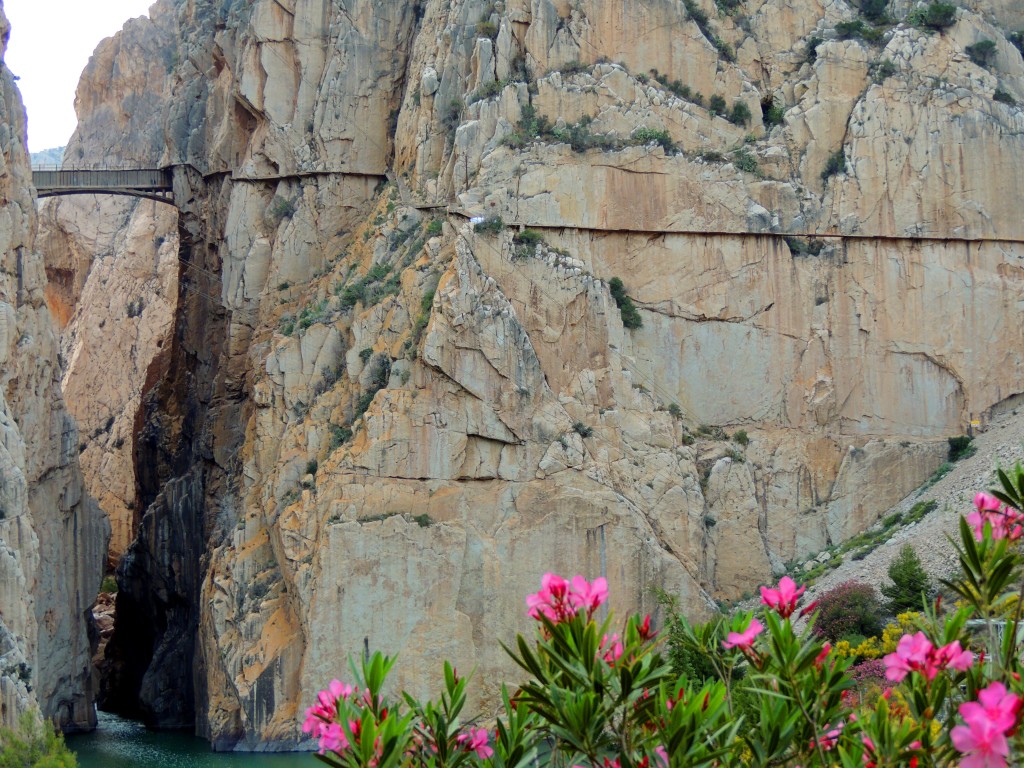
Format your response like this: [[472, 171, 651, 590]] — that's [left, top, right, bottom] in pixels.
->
[[952, 682, 1022, 768], [968, 492, 1024, 540], [882, 631, 973, 682], [302, 679, 356, 754], [526, 572, 608, 622]]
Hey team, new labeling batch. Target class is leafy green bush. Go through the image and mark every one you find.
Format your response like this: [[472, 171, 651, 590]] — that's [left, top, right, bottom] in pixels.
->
[[948, 435, 975, 462], [966, 39, 997, 67], [994, 88, 1017, 105], [835, 19, 884, 43], [761, 96, 785, 127], [806, 35, 824, 63], [881, 544, 933, 615], [329, 424, 353, 449], [708, 94, 727, 116], [608, 277, 643, 329], [731, 147, 759, 174], [0, 712, 76, 768], [732, 429, 749, 446], [860, 0, 888, 22], [821, 149, 846, 181], [425, 220, 443, 237], [728, 100, 751, 126], [473, 215, 504, 235], [631, 127, 678, 154], [267, 195, 296, 224], [572, 422, 593, 439], [814, 580, 884, 641], [668, 403, 684, 420], [475, 20, 497, 39], [100, 575, 118, 593], [305, 459, 319, 476], [469, 79, 503, 103], [871, 58, 897, 82], [909, 2, 957, 30]]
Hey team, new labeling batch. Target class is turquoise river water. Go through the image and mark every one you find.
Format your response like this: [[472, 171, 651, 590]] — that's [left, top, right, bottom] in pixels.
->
[[67, 712, 307, 768]]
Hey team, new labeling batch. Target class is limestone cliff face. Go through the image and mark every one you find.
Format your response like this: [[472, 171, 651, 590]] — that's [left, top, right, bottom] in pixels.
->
[[46, 0, 1024, 748], [0, 2, 108, 731]]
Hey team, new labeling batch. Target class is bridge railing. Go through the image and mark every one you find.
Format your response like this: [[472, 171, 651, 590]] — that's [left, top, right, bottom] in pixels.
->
[[32, 168, 173, 191]]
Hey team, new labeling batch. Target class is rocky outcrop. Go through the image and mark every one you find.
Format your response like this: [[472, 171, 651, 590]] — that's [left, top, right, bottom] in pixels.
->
[[0, 1, 108, 731], [43, 0, 1024, 748]]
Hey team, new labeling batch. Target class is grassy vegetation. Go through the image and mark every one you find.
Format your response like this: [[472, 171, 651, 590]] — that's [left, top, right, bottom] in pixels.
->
[[821, 149, 847, 181], [789, 500, 939, 586]]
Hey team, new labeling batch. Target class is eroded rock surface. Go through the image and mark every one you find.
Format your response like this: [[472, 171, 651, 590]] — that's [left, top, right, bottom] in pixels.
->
[[0, 2, 107, 731]]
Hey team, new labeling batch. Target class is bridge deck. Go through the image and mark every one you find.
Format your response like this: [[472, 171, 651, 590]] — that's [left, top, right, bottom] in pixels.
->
[[33, 169, 174, 202]]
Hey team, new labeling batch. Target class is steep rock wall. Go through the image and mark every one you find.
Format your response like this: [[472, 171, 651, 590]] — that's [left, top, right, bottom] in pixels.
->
[[47, 0, 1024, 748], [0, 2, 108, 731]]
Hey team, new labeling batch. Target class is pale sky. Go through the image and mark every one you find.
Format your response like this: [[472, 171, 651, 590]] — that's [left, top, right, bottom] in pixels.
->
[[4, 0, 155, 153]]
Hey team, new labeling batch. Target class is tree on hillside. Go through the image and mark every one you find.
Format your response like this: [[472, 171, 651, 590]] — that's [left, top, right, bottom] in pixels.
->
[[881, 544, 933, 615]]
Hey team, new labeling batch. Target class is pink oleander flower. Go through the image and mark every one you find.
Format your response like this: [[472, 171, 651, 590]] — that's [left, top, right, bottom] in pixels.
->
[[456, 727, 494, 759], [571, 574, 608, 615], [760, 576, 806, 618], [526, 572, 608, 623], [967, 492, 1024, 541], [952, 715, 1011, 768], [303, 679, 356, 749], [883, 632, 972, 682], [723, 618, 763, 650], [811, 721, 843, 752], [319, 722, 349, 754], [655, 746, 669, 767], [961, 682, 1022, 735], [600, 632, 624, 664]]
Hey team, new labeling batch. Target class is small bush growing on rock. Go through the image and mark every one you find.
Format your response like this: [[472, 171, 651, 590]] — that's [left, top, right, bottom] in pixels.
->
[[761, 96, 785, 127], [994, 88, 1017, 105], [728, 100, 751, 126], [732, 429, 749, 446], [731, 147, 759, 175], [966, 39, 997, 67], [267, 195, 297, 224], [473, 215, 504, 235], [805, 35, 824, 63], [821, 149, 846, 181], [305, 459, 319, 476], [909, 1, 957, 30], [475, 20, 497, 39], [708, 94, 727, 116], [668, 403, 684, 420], [425, 219, 443, 237], [631, 127, 678, 154], [949, 435, 975, 461], [572, 422, 594, 438], [860, 0, 889, 22], [100, 575, 118, 593], [871, 58, 897, 82], [608, 277, 643, 329], [814, 580, 884, 641], [835, 18, 884, 43], [329, 424, 353, 449]]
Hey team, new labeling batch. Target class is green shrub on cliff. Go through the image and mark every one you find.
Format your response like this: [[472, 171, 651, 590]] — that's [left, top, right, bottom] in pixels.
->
[[0, 712, 77, 768]]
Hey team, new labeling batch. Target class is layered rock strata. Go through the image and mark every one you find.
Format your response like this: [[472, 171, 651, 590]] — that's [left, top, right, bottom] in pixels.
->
[[44, 0, 1024, 747]]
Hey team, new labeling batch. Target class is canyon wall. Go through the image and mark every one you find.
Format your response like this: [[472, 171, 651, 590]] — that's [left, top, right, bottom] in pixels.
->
[[42, 0, 1024, 748], [0, 2, 108, 730]]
